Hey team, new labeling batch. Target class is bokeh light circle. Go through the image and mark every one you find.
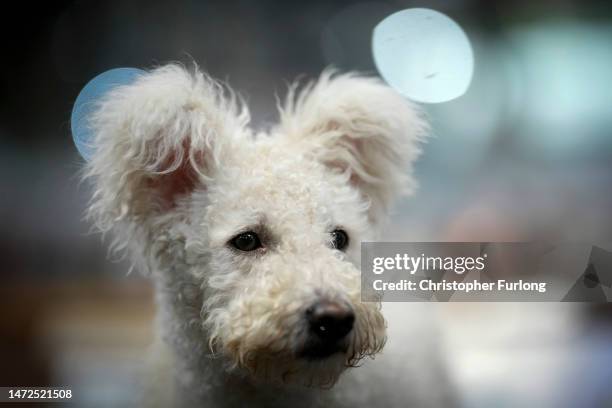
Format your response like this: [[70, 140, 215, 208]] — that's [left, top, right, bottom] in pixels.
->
[[71, 67, 145, 161], [372, 8, 474, 103]]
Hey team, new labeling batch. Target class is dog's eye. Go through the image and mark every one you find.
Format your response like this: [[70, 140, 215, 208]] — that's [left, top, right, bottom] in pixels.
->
[[230, 231, 262, 252], [330, 229, 349, 251]]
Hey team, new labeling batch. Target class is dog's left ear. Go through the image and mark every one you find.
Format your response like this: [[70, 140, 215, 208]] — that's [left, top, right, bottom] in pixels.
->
[[278, 70, 428, 222]]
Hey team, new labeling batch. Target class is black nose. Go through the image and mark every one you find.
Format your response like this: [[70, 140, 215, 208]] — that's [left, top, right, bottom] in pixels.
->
[[306, 300, 355, 343]]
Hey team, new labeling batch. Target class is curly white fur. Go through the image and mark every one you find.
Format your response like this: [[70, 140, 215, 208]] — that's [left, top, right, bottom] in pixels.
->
[[83, 64, 452, 407]]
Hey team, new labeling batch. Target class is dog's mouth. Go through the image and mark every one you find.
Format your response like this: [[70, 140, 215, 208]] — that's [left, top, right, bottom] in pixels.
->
[[297, 339, 349, 361]]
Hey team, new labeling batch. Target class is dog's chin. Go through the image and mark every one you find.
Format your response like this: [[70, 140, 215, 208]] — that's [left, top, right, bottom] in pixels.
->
[[285, 352, 349, 388], [229, 347, 350, 388]]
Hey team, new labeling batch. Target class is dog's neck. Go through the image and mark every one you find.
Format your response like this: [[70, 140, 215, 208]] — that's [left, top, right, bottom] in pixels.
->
[[151, 263, 329, 408]]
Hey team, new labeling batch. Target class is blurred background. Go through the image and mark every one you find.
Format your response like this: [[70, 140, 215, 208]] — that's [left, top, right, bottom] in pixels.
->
[[1, 0, 611, 406]]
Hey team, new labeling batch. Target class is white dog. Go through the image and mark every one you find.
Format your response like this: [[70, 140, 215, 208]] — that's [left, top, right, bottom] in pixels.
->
[[84, 64, 455, 407]]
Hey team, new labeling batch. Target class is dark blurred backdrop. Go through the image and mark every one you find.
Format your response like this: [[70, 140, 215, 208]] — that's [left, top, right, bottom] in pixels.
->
[[1, 1, 612, 407]]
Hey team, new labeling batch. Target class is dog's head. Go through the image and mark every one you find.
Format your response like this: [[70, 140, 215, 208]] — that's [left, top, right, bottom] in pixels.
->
[[84, 65, 426, 387]]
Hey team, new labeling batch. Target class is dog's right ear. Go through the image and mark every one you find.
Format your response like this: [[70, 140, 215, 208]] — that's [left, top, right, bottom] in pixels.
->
[[84, 64, 250, 233]]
